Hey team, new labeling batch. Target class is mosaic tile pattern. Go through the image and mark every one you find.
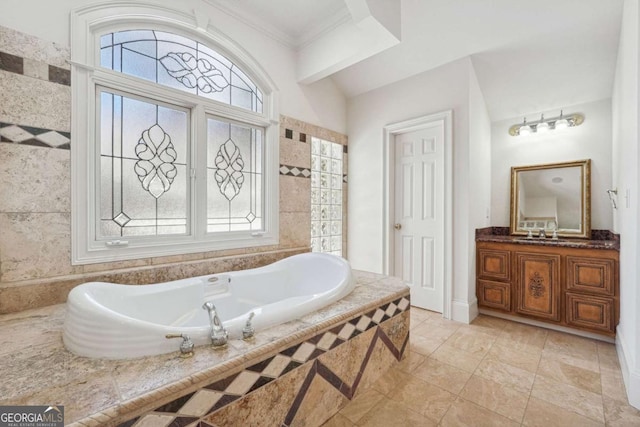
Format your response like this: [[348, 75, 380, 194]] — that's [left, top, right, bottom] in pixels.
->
[[121, 296, 410, 427], [0, 122, 70, 149], [0, 50, 70, 86]]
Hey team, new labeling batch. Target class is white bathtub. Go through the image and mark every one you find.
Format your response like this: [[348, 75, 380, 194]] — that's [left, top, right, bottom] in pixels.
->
[[63, 253, 355, 359]]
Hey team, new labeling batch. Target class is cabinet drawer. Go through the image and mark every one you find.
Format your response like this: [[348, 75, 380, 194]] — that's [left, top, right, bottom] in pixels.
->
[[566, 256, 615, 296], [566, 293, 614, 333], [478, 249, 511, 281], [477, 279, 511, 311], [515, 252, 561, 321]]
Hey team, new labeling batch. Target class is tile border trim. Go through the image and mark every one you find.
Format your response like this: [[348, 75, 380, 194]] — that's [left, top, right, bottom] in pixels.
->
[[0, 51, 70, 86], [0, 122, 71, 149]]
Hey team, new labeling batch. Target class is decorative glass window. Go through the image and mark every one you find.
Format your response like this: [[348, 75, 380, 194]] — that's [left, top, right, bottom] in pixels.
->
[[310, 137, 343, 256], [100, 30, 263, 113], [206, 117, 263, 232], [99, 89, 189, 237], [71, 6, 278, 264]]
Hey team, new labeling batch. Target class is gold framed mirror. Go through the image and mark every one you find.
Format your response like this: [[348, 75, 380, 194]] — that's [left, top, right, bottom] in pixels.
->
[[510, 159, 591, 238]]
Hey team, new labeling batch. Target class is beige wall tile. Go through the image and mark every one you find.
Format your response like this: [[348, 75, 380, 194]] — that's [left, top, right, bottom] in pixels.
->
[[22, 58, 49, 80], [279, 211, 310, 249], [354, 336, 400, 397], [279, 175, 310, 213], [0, 25, 70, 68], [293, 375, 347, 426], [0, 212, 80, 282], [279, 137, 310, 168], [0, 144, 70, 213], [0, 72, 70, 131], [204, 362, 312, 426], [320, 327, 375, 387], [0, 279, 76, 314]]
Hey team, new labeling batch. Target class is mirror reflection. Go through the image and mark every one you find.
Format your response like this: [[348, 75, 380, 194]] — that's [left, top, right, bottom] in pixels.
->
[[510, 160, 591, 238]]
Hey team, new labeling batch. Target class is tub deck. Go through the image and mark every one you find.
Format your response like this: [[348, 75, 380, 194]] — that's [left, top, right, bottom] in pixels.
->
[[0, 270, 410, 426]]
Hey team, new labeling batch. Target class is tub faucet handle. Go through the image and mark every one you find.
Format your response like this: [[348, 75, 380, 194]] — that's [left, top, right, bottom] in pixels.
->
[[165, 333, 194, 358], [202, 301, 228, 348], [242, 312, 255, 340]]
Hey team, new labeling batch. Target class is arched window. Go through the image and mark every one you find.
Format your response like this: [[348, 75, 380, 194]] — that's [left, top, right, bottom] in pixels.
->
[[71, 4, 279, 264]]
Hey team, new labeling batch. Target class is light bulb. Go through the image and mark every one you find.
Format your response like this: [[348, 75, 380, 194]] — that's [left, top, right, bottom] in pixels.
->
[[537, 114, 549, 133], [519, 118, 532, 136]]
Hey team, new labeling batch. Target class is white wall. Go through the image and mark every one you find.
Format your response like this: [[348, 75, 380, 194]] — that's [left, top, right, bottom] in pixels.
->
[[347, 57, 491, 322], [0, 0, 347, 134], [466, 61, 492, 307], [491, 98, 613, 231], [612, 0, 640, 410]]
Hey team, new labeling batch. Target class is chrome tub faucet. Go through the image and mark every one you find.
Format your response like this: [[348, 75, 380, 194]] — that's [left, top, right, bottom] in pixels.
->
[[202, 301, 228, 348]]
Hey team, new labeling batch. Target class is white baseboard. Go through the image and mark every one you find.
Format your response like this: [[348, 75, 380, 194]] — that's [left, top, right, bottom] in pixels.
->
[[616, 327, 640, 409], [451, 299, 478, 324]]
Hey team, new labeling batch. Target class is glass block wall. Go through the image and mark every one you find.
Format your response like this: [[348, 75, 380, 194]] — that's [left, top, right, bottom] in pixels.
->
[[310, 137, 343, 256]]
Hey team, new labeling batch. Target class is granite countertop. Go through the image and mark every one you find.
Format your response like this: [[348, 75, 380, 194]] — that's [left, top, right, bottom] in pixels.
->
[[475, 227, 620, 250], [0, 270, 409, 426]]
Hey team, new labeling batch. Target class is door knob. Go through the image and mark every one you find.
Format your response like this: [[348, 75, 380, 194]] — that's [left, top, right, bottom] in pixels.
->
[[394, 223, 402, 230]]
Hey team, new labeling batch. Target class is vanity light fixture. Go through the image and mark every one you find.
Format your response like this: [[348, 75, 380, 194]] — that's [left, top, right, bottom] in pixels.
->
[[509, 110, 584, 136]]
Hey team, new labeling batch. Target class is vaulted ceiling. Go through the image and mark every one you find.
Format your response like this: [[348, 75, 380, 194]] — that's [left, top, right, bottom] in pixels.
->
[[206, 0, 624, 121]]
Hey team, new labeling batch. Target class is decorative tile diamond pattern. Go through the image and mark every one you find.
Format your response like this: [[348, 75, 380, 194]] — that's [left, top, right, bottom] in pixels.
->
[[116, 296, 410, 427], [279, 164, 311, 178], [0, 122, 70, 149]]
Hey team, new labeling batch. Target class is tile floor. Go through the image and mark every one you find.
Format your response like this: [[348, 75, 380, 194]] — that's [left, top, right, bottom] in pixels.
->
[[322, 308, 640, 426]]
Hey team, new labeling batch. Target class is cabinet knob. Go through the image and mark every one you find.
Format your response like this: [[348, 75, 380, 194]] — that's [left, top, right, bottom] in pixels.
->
[[394, 223, 402, 230]]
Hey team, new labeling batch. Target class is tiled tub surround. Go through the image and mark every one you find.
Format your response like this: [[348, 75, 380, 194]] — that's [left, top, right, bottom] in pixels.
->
[[0, 271, 408, 426], [0, 25, 348, 315]]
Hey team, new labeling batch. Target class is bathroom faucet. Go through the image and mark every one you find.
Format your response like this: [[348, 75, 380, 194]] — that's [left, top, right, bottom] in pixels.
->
[[202, 301, 228, 348]]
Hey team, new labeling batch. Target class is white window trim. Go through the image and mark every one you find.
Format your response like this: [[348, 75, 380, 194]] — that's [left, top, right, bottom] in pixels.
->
[[70, 2, 280, 265]]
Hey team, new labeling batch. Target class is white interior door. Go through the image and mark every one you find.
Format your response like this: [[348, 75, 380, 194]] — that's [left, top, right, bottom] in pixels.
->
[[393, 124, 444, 312]]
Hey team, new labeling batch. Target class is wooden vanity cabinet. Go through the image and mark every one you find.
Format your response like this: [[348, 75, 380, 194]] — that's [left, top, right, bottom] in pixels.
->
[[476, 241, 619, 336]]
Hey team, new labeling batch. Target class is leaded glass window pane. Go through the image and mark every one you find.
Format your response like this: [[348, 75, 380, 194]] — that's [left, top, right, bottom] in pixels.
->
[[311, 137, 344, 256], [207, 117, 263, 233], [98, 89, 189, 238], [100, 30, 263, 113]]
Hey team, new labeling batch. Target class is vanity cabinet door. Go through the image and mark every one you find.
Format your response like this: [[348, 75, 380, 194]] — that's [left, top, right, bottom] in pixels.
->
[[477, 279, 511, 311], [566, 293, 614, 333], [515, 252, 561, 321], [477, 248, 511, 282], [566, 256, 615, 296]]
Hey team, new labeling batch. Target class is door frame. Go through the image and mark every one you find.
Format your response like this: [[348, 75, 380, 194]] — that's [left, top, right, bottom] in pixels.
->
[[382, 110, 453, 319]]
